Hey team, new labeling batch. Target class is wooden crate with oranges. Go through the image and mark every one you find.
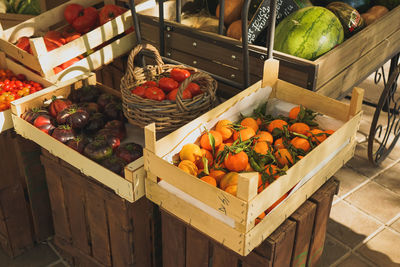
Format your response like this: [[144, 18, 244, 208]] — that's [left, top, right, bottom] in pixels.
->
[[144, 60, 363, 256]]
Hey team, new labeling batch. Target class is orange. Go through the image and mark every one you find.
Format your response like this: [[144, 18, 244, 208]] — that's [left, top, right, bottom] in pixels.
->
[[324, 129, 335, 137], [245, 162, 254, 172], [307, 129, 327, 144], [274, 149, 294, 167], [265, 164, 279, 179], [256, 117, 263, 126], [200, 130, 222, 151], [179, 143, 202, 162], [255, 211, 266, 225], [178, 160, 198, 176], [209, 169, 226, 184], [290, 137, 311, 152], [267, 119, 288, 133], [258, 174, 270, 193], [200, 176, 217, 187], [289, 106, 301, 120], [233, 127, 255, 141], [266, 193, 288, 214], [224, 137, 235, 144], [220, 172, 239, 190], [215, 119, 233, 141], [216, 142, 232, 157], [224, 151, 249, 172], [254, 141, 270, 155], [241, 117, 259, 133], [289, 122, 310, 135], [254, 131, 273, 144], [297, 155, 304, 160], [196, 149, 214, 169], [225, 185, 237, 196], [274, 138, 285, 149]]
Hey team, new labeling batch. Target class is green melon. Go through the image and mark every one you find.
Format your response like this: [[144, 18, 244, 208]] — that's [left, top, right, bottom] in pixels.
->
[[274, 6, 344, 60], [327, 2, 365, 37]]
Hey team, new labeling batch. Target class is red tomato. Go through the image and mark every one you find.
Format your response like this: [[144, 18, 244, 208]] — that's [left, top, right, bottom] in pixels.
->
[[144, 87, 166, 101], [167, 88, 192, 101], [71, 7, 99, 34], [131, 86, 146, 97], [158, 77, 178, 93], [44, 38, 61, 52], [99, 4, 127, 25], [15, 37, 31, 53], [44, 31, 66, 46], [186, 82, 202, 96], [170, 68, 191, 82], [142, 81, 158, 87], [64, 4, 84, 25], [61, 26, 81, 43]]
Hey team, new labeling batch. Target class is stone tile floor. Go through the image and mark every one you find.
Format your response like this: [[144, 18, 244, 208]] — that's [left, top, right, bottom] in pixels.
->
[[2, 73, 400, 266]]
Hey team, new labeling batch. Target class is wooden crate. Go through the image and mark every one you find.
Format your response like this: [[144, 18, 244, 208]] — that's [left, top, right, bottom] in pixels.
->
[[95, 55, 128, 91], [0, 0, 153, 83], [160, 178, 338, 267], [138, 4, 400, 98], [40, 150, 160, 267], [0, 13, 35, 30], [143, 60, 363, 256], [11, 73, 146, 202]]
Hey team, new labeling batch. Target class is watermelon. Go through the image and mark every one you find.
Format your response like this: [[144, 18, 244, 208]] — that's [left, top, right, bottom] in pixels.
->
[[374, 0, 399, 9], [274, 6, 344, 60], [327, 2, 365, 37]]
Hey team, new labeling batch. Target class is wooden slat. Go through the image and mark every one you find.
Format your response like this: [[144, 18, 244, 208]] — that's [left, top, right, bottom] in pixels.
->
[[242, 251, 272, 267], [86, 186, 112, 266], [186, 227, 210, 267], [212, 243, 240, 267], [41, 155, 72, 242], [289, 201, 317, 267], [307, 179, 339, 267], [161, 210, 186, 267], [61, 169, 90, 255]]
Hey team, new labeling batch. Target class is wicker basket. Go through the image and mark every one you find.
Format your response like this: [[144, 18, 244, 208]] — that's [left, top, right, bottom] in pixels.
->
[[120, 43, 218, 132]]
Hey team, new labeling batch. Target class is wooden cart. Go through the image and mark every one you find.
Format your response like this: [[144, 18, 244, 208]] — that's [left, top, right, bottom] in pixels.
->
[[138, 2, 400, 99], [0, 52, 54, 257]]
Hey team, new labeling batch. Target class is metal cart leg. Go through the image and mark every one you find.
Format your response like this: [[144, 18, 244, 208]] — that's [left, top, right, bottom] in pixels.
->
[[368, 53, 400, 165]]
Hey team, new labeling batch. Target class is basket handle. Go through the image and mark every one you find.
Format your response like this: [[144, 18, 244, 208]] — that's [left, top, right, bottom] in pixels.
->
[[126, 43, 164, 76], [175, 72, 217, 112]]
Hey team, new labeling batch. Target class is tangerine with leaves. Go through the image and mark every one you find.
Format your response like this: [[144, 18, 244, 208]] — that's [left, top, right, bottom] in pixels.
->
[[289, 122, 310, 135], [265, 164, 280, 179], [178, 160, 198, 176], [225, 185, 237, 196], [289, 106, 301, 120], [266, 193, 289, 214], [290, 137, 311, 152], [254, 131, 273, 144], [179, 143, 202, 162], [245, 162, 255, 172], [233, 127, 255, 141], [267, 119, 288, 133], [254, 141, 270, 155], [274, 138, 285, 149], [258, 174, 270, 193], [196, 149, 213, 169], [200, 176, 217, 187], [209, 169, 226, 184], [241, 117, 259, 133], [274, 149, 294, 167], [200, 130, 222, 151], [224, 151, 249, 172], [307, 129, 327, 144], [215, 119, 233, 141], [324, 129, 335, 137]]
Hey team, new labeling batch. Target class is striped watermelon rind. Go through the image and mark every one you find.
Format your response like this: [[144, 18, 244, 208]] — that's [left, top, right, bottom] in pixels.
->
[[274, 6, 344, 60]]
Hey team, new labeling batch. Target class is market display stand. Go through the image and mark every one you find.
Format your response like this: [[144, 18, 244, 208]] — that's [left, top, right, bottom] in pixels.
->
[[161, 178, 338, 267], [0, 53, 54, 257]]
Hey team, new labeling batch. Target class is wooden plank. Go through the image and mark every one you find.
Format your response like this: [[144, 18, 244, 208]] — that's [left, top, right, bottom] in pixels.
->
[[0, 183, 33, 257], [124, 158, 146, 201], [307, 179, 339, 267], [289, 201, 317, 267], [186, 227, 210, 267], [40, 154, 72, 242], [316, 27, 400, 98], [61, 168, 90, 255], [86, 186, 112, 266], [242, 251, 272, 267], [315, 6, 400, 89], [161, 209, 186, 267], [13, 136, 53, 242], [212, 243, 240, 267], [348, 87, 364, 119], [0, 13, 34, 30]]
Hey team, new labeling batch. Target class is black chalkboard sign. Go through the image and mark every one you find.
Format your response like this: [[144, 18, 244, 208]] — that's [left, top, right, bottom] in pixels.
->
[[248, 0, 311, 44]]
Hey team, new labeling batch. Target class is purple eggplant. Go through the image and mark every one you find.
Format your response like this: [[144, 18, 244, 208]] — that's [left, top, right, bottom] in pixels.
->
[[66, 135, 89, 153], [115, 143, 143, 163], [79, 102, 99, 114], [104, 102, 124, 121], [104, 120, 126, 140], [96, 129, 120, 150], [22, 108, 49, 124], [57, 105, 89, 129], [33, 114, 55, 135], [51, 125, 75, 143], [83, 139, 113, 162], [97, 93, 118, 111], [84, 113, 106, 134]]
